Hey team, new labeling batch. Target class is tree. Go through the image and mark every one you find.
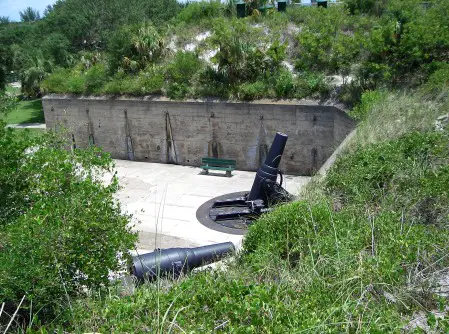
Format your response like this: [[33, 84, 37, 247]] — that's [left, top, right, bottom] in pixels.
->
[[0, 116, 137, 319], [0, 16, 10, 24], [43, 4, 54, 17], [19, 7, 41, 22]]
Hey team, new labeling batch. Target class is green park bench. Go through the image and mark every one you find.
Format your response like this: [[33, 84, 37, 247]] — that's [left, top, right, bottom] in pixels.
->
[[201, 157, 236, 177]]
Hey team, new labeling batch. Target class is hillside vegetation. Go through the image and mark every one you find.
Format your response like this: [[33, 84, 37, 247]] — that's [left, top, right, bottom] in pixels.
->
[[0, 0, 448, 103], [1, 0, 449, 332]]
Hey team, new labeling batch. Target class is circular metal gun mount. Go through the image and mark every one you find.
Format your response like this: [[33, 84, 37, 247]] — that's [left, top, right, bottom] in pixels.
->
[[196, 192, 262, 235]]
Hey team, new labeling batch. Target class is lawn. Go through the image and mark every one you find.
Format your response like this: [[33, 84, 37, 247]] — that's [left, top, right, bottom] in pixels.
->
[[5, 98, 45, 124]]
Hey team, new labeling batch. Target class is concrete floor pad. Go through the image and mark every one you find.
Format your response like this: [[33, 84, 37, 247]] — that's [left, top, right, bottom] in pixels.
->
[[110, 160, 311, 252]]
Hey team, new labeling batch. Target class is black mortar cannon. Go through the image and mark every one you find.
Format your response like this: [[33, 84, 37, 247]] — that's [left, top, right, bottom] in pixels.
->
[[131, 242, 235, 282], [209, 132, 293, 225], [248, 132, 288, 204]]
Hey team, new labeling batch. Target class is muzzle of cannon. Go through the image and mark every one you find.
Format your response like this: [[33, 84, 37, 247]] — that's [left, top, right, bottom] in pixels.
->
[[131, 242, 235, 281]]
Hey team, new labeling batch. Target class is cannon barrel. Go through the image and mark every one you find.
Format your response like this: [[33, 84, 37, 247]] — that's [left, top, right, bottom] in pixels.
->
[[248, 132, 288, 202], [131, 242, 235, 281]]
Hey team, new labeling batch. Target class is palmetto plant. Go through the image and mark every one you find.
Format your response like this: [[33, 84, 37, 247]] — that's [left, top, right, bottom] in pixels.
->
[[19, 54, 54, 96], [132, 23, 165, 65]]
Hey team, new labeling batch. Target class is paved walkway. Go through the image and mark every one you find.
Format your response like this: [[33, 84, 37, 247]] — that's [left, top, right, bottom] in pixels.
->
[[108, 160, 311, 252], [6, 123, 46, 129]]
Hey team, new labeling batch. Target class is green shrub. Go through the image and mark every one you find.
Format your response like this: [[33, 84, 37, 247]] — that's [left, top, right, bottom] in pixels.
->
[[41, 67, 87, 94], [84, 64, 108, 93], [176, 0, 222, 24], [343, 0, 388, 15], [191, 66, 230, 98], [0, 128, 137, 319], [360, 0, 449, 88], [272, 69, 295, 98], [138, 67, 164, 95], [165, 51, 203, 99], [237, 80, 266, 100], [422, 63, 449, 97], [107, 25, 135, 74], [66, 72, 86, 94], [294, 72, 330, 99], [294, 6, 363, 75], [41, 68, 71, 94], [349, 89, 387, 121]]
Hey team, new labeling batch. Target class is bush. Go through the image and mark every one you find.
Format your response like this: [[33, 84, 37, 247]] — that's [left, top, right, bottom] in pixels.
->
[[421, 63, 449, 97], [138, 67, 164, 95], [191, 66, 230, 98], [106, 23, 165, 75], [294, 72, 330, 99], [41, 68, 71, 93], [176, 0, 222, 24], [84, 64, 108, 93], [165, 51, 203, 99], [349, 89, 387, 121], [0, 128, 137, 320], [294, 6, 363, 75], [237, 81, 266, 100], [272, 69, 295, 98]]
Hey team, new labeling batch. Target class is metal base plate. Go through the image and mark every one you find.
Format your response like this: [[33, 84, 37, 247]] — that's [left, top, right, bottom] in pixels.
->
[[196, 191, 253, 235]]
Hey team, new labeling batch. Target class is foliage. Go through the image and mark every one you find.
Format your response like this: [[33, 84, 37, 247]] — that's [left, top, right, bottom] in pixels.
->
[[0, 17, 10, 25], [104, 67, 165, 95], [176, 0, 223, 24], [294, 71, 330, 99], [343, 0, 388, 16], [0, 124, 137, 319], [271, 68, 295, 98], [360, 0, 449, 88], [19, 7, 41, 22], [349, 89, 387, 121], [107, 23, 164, 74], [421, 62, 449, 97], [326, 130, 449, 221], [85, 64, 108, 94], [41, 0, 180, 48], [294, 6, 364, 75], [41, 68, 86, 94], [165, 51, 203, 99], [237, 80, 266, 100], [0, 91, 17, 116]]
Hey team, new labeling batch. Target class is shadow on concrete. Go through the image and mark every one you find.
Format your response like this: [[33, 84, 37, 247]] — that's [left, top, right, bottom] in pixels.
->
[[198, 171, 234, 178]]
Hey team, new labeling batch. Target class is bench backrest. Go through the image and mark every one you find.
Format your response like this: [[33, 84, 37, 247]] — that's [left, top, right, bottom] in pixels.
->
[[202, 157, 236, 166]]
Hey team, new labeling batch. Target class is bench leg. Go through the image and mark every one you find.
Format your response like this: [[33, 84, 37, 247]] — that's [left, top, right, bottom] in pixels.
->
[[203, 169, 209, 175], [226, 170, 231, 177]]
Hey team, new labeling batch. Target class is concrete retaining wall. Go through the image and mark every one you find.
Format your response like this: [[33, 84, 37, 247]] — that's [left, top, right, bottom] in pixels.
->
[[42, 95, 355, 175]]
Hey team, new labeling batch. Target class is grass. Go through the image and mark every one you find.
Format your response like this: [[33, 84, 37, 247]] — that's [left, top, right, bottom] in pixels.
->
[[5, 99, 45, 125]]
